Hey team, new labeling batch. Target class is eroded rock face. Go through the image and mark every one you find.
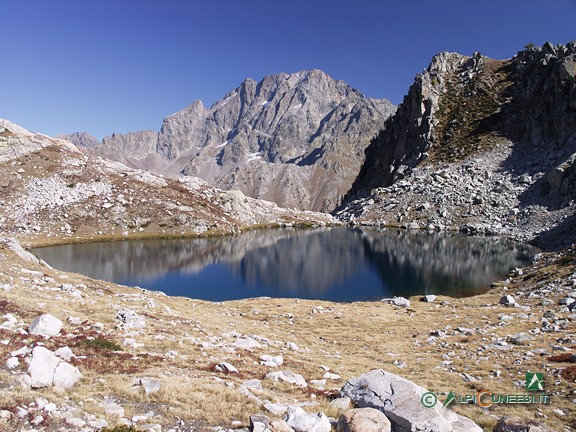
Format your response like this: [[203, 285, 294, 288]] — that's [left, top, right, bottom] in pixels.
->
[[340, 369, 482, 432], [67, 70, 395, 211]]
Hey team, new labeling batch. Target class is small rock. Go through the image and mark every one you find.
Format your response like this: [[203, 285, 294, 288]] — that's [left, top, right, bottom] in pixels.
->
[[215, 362, 238, 374], [382, 297, 411, 308], [6, 357, 19, 369], [54, 346, 75, 361], [420, 295, 437, 303], [28, 314, 63, 337], [267, 371, 307, 387], [284, 406, 331, 432], [337, 408, 391, 432], [66, 417, 86, 427], [324, 372, 341, 380], [499, 295, 516, 306], [250, 414, 270, 432], [260, 354, 284, 367], [28, 346, 60, 388], [101, 398, 125, 417], [133, 378, 162, 395]]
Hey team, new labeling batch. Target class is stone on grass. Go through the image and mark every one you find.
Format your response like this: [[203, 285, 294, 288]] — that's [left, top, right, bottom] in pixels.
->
[[260, 354, 284, 367], [28, 314, 62, 337], [382, 297, 411, 308], [267, 371, 307, 387], [284, 406, 331, 432], [493, 416, 549, 432], [420, 295, 437, 303], [6, 357, 19, 369], [340, 369, 482, 432], [133, 378, 162, 395], [101, 398, 125, 417], [499, 295, 516, 306], [29, 346, 60, 388], [215, 362, 238, 374], [337, 408, 391, 432]]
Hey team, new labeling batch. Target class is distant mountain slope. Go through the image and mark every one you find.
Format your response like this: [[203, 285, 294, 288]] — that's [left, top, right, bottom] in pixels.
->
[[65, 70, 395, 211], [0, 119, 335, 247], [338, 42, 576, 248]]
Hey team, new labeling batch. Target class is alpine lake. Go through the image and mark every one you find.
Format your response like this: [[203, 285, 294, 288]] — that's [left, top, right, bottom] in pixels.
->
[[33, 227, 537, 302]]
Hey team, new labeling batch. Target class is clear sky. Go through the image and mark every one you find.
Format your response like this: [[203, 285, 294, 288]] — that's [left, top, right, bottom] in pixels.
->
[[1, 0, 575, 140]]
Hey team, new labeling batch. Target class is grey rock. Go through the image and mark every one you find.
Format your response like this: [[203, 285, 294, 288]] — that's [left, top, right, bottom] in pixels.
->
[[340, 369, 482, 431], [260, 354, 284, 367], [337, 408, 391, 432], [116, 309, 146, 329], [28, 314, 63, 337], [493, 415, 550, 432], [269, 419, 295, 432]]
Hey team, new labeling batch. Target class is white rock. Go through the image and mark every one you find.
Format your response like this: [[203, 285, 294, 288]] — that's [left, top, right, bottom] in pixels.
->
[[323, 372, 341, 380], [382, 297, 411, 308], [260, 354, 284, 367], [133, 378, 162, 395], [266, 371, 307, 387], [54, 346, 75, 361], [53, 361, 82, 389], [6, 357, 19, 369], [28, 346, 59, 388], [215, 362, 238, 374], [232, 336, 261, 350], [28, 314, 63, 337], [284, 406, 331, 432], [10, 346, 28, 357], [88, 419, 109, 428], [420, 295, 437, 303]]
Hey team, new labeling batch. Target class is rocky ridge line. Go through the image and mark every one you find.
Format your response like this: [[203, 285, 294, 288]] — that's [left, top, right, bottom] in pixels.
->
[[63, 69, 396, 211]]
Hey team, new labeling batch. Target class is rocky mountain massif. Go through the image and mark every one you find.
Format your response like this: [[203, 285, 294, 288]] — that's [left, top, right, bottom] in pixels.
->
[[62, 70, 395, 212], [339, 42, 576, 250]]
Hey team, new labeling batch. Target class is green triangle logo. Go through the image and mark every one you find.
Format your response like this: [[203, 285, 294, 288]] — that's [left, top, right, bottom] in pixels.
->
[[443, 390, 456, 407], [526, 372, 544, 391]]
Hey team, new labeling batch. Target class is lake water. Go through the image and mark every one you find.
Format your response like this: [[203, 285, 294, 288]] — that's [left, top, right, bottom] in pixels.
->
[[33, 227, 537, 302]]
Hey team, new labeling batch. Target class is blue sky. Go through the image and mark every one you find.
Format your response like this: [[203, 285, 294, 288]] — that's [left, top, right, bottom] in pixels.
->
[[1, 0, 575, 140]]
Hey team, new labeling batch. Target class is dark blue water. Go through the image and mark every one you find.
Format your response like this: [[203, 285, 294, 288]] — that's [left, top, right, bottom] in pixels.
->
[[33, 227, 536, 302]]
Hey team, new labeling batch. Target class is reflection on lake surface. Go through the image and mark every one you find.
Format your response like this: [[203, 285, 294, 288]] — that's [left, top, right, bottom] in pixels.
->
[[33, 227, 537, 302]]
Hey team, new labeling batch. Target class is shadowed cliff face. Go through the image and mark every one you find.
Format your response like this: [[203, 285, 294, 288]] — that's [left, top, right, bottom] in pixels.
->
[[34, 227, 536, 301], [66, 70, 395, 212]]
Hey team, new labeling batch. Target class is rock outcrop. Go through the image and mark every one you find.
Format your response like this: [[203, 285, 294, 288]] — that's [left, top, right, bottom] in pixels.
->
[[339, 42, 576, 248], [66, 70, 395, 211]]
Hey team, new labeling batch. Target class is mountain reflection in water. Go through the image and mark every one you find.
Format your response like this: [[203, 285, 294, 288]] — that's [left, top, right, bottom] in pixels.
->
[[33, 227, 536, 301]]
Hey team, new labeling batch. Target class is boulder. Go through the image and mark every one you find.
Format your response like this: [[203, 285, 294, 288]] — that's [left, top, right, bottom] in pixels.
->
[[269, 418, 295, 432], [215, 362, 239, 374], [28, 346, 60, 388], [28, 314, 63, 337], [284, 406, 331, 432], [340, 369, 481, 432], [420, 295, 437, 303], [382, 297, 411, 308], [337, 408, 391, 432], [28, 346, 81, 389]]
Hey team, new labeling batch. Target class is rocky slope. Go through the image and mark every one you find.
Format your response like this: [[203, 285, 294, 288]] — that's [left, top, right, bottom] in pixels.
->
[[0, 119, 336, 247], [66, 70, 395, 211], [339, 42, 576, 248]]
